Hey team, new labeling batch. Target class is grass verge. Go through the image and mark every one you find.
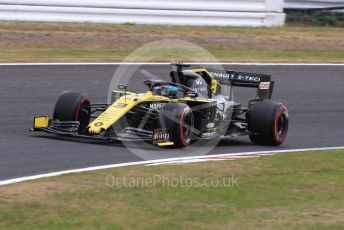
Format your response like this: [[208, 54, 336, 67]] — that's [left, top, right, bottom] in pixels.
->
[[0, 22, 343, 63], [0, 150, 343, 229]]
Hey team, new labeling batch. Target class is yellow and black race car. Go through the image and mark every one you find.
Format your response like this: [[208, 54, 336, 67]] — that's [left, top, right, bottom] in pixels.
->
[[32, 64, 289, 148]]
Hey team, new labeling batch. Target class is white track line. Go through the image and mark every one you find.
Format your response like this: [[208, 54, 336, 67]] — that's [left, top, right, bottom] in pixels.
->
[[145, 154, 266, 166], [0, 63, 344, 66], [1, 146, 344, 186]]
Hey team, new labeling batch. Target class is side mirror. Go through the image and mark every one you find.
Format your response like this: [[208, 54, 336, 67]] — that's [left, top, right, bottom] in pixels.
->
[[185, 91, 198, 98], [118, 84, 127, 90], [118, 84, 128, 102]]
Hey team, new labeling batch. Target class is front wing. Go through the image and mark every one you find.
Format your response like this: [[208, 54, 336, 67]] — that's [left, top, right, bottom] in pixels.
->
[[31, 116, 175, 147]]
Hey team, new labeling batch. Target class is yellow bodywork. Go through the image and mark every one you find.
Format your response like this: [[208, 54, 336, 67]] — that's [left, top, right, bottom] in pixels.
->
[[87, 90, 216, 135], [157, 142, 175, 146], [87, 91, 170, 134], [33, 116, 49, 129]]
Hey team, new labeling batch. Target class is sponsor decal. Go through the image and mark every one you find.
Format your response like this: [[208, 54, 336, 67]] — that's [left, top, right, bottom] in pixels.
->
[[153, 129, 170, 144], [114, 103, 128, 108], [259, 82, 271, 90], [149, 103, 164, 110], [94, 122, 104, 127], [237, 75, 261, 82], [191, 87, 207, 93], [210, 72, 235, 81], [195, 78, 203, 85], [206, 123, 215, 129], [210, 72, 261, 83]]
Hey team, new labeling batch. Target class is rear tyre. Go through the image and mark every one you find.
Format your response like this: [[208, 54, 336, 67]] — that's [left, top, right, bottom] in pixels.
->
[[53, 91, 91, 134], [159, 103, 194, 148], [249, 100, 288, 146]]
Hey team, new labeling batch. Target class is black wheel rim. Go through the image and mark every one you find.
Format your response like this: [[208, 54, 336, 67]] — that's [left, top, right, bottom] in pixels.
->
[[277, 113, 287, 137], [182, 112, 193, 143]]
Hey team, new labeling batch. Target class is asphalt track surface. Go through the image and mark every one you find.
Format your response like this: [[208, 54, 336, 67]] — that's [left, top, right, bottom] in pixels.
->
[[0, 64, 343, 181]]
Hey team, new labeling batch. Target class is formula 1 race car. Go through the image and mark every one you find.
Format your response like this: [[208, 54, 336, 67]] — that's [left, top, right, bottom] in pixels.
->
[[31, 63, 289, 148]]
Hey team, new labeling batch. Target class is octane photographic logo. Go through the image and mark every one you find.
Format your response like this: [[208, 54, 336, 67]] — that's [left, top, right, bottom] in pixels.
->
[[107, 39, 231, 160], [105, 174, 239, 188]]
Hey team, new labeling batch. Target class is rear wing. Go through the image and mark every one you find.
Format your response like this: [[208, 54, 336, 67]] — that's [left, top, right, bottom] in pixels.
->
[[208, 70, 274, 99]]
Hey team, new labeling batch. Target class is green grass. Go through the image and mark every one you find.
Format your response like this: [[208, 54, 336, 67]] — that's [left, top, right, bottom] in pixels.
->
[[2, 47, 343, 63], [0, 22, 343, 62], [0, 150, 343, 229]]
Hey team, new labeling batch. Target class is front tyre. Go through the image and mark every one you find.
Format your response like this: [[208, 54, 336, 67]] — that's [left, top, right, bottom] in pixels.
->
[[249, 100, 288, 146], [159, 103, 194, 148], [53, 91, 91, 134]]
